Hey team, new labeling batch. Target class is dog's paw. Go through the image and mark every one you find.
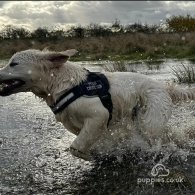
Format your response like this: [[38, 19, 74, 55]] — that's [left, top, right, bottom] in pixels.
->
[[70, 147, 91, 161]]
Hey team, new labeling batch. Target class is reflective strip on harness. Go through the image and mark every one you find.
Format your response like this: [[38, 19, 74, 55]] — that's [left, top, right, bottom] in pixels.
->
[[50, 71, 113, 125]]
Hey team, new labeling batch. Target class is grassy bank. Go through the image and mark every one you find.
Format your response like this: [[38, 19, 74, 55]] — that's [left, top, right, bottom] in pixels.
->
[[1, 32, 195, 61]]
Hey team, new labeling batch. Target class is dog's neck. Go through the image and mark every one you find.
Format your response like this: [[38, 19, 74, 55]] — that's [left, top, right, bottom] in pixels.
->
[[32, 61, 88, 106]]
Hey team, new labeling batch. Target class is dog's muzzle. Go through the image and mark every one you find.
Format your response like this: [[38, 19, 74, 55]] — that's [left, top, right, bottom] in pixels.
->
[[0, 79, 25, 96]]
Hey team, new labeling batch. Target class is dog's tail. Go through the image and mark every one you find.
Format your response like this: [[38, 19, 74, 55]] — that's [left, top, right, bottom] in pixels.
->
[[166, 83, 195, 104], [137, 80, 172, 142], [136, 81, 194, 144]]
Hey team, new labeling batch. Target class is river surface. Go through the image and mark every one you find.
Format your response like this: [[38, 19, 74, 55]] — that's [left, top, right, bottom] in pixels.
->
[[0, 59, 195, 194]]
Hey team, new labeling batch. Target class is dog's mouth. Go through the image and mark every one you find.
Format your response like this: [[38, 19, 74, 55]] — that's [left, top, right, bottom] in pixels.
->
[[0, 79, 25, 96]]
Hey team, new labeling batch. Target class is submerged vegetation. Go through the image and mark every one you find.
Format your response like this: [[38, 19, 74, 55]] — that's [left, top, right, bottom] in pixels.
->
[[1, 15, 195, 61], [104, 61, 128, 72]]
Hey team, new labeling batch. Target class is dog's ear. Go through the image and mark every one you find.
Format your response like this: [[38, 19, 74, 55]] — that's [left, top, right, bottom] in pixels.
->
[[46, 53, 69, 67], [46, 49, 78, 67], [61, 49, 78, 57]]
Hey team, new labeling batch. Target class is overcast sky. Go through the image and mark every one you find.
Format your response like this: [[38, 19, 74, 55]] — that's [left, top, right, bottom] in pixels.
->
[[0, 1, 195, 30]]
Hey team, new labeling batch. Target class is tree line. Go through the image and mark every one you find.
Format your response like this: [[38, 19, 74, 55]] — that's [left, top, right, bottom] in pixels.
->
[[1, 15, 195, 41]]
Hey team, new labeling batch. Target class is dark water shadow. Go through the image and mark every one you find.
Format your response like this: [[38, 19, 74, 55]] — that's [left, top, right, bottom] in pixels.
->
[[187, 58, 195, 64], [69, 151, 195, 195]]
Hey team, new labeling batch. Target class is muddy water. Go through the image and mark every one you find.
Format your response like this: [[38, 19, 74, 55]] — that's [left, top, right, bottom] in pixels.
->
[[0, 59, 195, 194]]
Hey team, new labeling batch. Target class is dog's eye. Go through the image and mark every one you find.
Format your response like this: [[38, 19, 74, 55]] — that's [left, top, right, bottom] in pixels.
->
[[10, 62, 19, 67]]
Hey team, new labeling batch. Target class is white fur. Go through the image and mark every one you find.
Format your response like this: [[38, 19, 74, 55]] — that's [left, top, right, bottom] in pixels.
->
[[0, 49, 194, 160]]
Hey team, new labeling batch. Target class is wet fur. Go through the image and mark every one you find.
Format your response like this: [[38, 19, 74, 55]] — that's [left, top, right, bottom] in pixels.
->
[[0, 49, 194, 160]]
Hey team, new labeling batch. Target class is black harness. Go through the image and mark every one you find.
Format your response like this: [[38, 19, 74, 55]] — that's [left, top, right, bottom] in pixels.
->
[[50, 71, 113, 126]]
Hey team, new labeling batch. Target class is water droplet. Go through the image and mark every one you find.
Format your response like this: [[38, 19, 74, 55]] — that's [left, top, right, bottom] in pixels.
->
[[48, 93, 51, 96], [28, 70, 32, 74], [166, 13, 171, 19], [51, 73, 54, 77], [181, 36, 185, 41]]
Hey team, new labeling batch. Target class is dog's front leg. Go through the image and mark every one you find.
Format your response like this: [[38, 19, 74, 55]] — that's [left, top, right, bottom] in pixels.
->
[[70, 114, 108, 161]]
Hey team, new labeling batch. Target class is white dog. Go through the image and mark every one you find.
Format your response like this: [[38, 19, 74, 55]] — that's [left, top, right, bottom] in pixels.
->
[[0, 49, 194, 160]]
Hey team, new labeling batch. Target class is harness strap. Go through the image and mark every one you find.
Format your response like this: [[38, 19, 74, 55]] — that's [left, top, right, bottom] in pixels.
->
[[50, 71, 113, 126]]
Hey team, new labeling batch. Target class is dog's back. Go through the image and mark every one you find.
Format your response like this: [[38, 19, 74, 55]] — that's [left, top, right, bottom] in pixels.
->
[[105, 72, 172, 143]]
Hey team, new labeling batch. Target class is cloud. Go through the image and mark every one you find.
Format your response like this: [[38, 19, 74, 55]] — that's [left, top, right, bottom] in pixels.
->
[[0, 1, 6, 7], [0, 1, 195, 30]]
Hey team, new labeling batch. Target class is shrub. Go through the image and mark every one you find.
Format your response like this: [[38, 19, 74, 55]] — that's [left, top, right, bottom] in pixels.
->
[[166, 15, 195, 32], [172, 63, 195, 83]]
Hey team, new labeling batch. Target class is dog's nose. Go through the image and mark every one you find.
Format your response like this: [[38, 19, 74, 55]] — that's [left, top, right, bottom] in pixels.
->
[[0, 68, 9, 81]]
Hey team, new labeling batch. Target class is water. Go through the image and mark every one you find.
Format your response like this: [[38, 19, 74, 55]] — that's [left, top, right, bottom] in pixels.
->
[[78, 58, 195, 81], [0, 59, 195, 194]]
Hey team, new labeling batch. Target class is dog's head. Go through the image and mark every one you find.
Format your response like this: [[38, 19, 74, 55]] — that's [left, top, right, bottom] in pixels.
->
[[0, 49, 78, 96]]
